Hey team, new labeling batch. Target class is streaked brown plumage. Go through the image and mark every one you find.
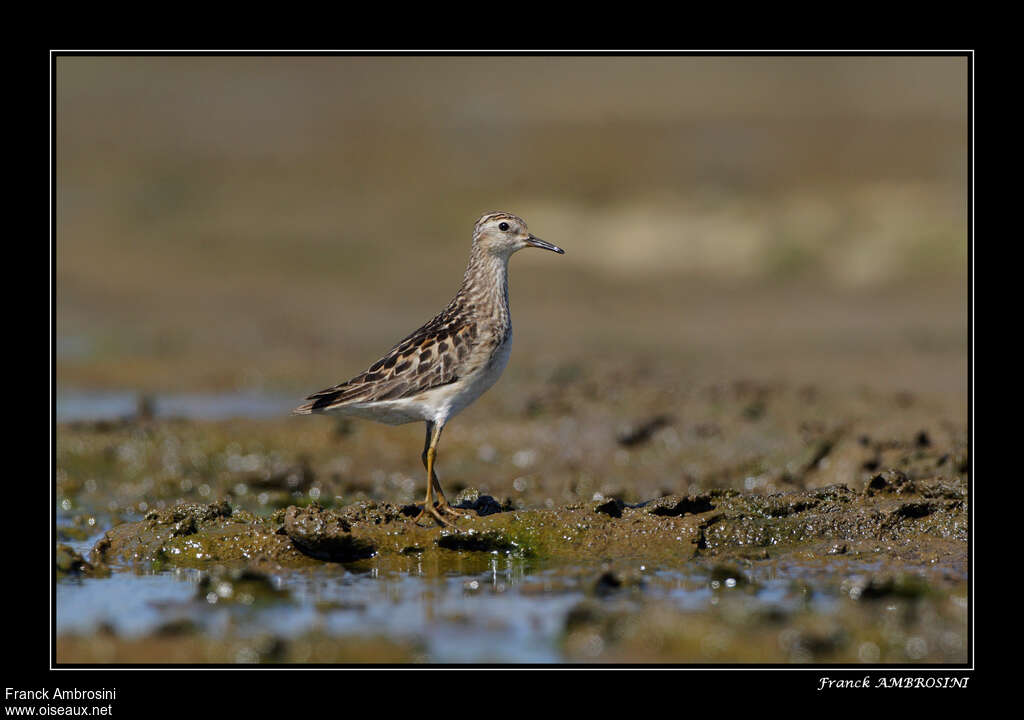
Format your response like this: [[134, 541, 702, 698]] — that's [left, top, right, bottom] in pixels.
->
[[295, 271, 493, 413], [294, 211, 564, 526]]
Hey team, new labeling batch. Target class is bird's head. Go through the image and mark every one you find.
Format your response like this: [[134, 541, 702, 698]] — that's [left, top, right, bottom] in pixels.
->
[[472, 211, 564, 258]]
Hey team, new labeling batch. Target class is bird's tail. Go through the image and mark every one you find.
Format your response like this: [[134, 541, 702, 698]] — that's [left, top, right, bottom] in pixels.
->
[[292, 387, 349, 415], [292, 401, 317, 415]]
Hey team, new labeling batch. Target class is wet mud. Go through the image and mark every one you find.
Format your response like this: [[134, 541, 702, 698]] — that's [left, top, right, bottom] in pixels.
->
[[88, 473, 966, 580], [56, 380, 968, 663]]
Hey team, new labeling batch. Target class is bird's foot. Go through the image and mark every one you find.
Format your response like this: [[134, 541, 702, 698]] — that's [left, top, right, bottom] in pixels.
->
[[435, 501, 470, 519], [412, 503, 457, 528]]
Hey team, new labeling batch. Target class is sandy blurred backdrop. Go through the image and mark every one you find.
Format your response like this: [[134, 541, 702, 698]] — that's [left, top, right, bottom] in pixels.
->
[[55, 56, 968, 414]]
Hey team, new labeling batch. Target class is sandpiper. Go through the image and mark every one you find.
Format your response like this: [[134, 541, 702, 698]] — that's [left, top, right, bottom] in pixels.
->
[[294, 212, 564, 527]]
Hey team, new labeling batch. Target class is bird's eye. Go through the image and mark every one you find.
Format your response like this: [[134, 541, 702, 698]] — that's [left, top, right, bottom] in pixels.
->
[[498, 222, 509, 232]]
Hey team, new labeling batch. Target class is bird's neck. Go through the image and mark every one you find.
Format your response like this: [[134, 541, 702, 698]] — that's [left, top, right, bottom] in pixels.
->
[[460, 245, 511, 324]]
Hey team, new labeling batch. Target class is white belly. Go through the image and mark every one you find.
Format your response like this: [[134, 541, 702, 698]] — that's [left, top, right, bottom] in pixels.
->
[[333, 399, 438, 425]]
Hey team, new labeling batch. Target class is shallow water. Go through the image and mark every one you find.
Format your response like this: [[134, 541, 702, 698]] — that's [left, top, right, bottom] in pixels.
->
[[57, 553, 579, 661], [56, 391, 295, 422], [57, 536, 941, 663]]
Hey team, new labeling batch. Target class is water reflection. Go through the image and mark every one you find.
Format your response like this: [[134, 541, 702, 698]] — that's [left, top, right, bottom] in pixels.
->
[[55, 552, 953, 663]]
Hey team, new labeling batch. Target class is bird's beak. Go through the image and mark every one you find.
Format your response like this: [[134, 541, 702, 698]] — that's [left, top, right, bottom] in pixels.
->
[[525, 234, 565, 254]]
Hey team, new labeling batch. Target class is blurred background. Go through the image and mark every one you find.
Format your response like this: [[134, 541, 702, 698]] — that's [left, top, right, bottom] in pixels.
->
[[56, 56, 967, 412], [54, 55, 970, 665]]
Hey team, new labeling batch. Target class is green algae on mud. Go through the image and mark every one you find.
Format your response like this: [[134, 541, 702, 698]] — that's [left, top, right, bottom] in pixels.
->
[[89, 498, 704, 571], [87, 469, 967, 580]]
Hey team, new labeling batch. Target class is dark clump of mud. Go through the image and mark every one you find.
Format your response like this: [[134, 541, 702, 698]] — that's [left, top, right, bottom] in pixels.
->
[[865, 469, 916, 496], [646, 494, 717, 517], [437, 529, 520, 553], [594, 498, 626, 518], [453, 490, 510, 517], [283, 504, 375, 562]]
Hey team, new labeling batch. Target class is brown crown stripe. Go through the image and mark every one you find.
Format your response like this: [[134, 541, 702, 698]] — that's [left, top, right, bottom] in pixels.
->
[[473, 211, 526, 236]]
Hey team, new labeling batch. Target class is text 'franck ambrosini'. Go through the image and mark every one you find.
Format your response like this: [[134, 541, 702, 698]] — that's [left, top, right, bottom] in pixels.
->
[[5, 689, 117, 701], [816, 677, 969, 690]]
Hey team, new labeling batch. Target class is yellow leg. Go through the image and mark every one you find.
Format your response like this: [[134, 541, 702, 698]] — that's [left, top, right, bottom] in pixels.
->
[[432, 465, 469, 519], [412, 421, 465, 527], [425, 423, 469, 519]]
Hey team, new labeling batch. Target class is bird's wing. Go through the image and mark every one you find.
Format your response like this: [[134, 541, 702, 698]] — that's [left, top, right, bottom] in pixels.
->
[[293, 314, 480, 414]]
